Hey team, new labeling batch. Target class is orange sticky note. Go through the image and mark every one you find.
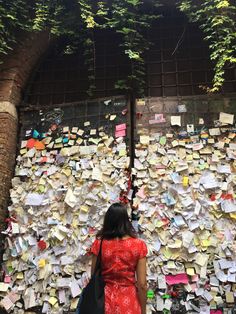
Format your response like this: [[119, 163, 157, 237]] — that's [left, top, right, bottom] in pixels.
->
[[34, 141, 45, 150]]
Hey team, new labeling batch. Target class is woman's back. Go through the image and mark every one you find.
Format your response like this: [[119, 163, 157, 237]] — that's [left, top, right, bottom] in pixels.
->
[[89, 203, 147, 314], [91, 236, 147, 314], [91, 237, 147, 285]]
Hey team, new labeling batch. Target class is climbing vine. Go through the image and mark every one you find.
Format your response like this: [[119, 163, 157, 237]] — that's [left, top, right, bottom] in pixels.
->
[[179, 0, 236, 93], [107, 0, 159, 96], [78, 0, 97, 96], [0, 0, 236, 95]]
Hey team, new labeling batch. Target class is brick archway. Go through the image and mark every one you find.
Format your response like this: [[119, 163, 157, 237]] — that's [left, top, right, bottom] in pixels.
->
[[0, 31, 53, 244]]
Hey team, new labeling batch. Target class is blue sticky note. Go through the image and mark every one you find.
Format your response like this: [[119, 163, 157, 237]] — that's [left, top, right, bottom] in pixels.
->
[[32, 130, 40, 139], [164, 193, 176, 206], [63, 137, 69, 143]]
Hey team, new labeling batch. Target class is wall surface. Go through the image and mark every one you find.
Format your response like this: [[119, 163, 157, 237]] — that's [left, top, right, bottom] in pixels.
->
[[0, 31, 53, 247], [0, 7, 236, 257]]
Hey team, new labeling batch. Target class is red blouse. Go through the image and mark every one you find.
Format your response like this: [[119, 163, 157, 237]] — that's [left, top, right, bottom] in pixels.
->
[[90, 237, 147, 286], [90, 237, 147, 314]]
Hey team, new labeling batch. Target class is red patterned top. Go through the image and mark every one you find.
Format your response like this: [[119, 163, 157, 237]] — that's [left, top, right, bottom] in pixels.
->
[[90, 237, 147, 314]]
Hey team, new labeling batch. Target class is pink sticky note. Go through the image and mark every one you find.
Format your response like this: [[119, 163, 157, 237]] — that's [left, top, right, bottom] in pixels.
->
[[115, 130, 126, 138], [210, 311, 222, 314], [165, 273, 188, 285], [155, 114, 166, 122], [136, 186, 146, 199], [115, 123, 126, 132], [191, 274, 199, 282], [190, 283, 197, 292], [149, 120, 161, 124], [4, 275, 11, 283]]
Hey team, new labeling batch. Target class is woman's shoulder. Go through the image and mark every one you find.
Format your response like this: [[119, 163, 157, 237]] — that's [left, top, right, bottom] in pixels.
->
[[128, 237, 146, 246]]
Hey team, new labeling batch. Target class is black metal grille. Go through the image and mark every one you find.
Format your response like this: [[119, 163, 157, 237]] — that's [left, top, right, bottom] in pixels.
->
[[23, 8, 236, 107]]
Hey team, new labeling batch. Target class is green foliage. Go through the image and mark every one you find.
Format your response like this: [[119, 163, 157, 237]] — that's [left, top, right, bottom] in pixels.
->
[[106, 0, 159, 96], [0, 0, 235, 95], [0, 0, 32, 54], [179, 0, 236, 93]]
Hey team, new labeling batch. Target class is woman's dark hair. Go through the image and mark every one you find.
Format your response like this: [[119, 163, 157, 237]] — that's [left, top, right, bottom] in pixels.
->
[[97, 203, 137, 239]]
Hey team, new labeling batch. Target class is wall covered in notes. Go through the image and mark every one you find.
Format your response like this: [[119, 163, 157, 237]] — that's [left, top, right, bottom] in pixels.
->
[[2, 95, 236, 314], [133, 96, 236, 313], [0, 97, 131, 313]]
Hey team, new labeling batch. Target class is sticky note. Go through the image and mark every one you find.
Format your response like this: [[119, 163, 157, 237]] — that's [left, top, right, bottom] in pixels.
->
[[165, 273, 188, 285], [182, 176, 189, 187], [171, 116, 181, 126], [115, 123, 126, 131], [38, 259, 46, 268], [225, 291, 234, 303], [219, 112, 234, 125], [140, 135, 150, 145], [115, 130, 126, 138], [16, 272, 24, 280], [48, 297, 58, 306], [159, 136, 166, 145], [90, 129, 97, 135], [80, 205, 89, 212], [0, 283, 9, 292], [32, 129, 40, 138], [110, 114, 117, 121], [186, 268, 195, 276], [4, 275, 11, 283], [62, 127, 68, 133]]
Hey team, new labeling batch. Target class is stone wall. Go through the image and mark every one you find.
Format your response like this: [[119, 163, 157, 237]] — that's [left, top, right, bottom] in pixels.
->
[[0, 31, 53, 252]]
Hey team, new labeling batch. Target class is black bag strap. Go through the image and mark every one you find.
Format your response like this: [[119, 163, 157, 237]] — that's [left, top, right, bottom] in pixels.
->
[[94, 238, 103, 274]]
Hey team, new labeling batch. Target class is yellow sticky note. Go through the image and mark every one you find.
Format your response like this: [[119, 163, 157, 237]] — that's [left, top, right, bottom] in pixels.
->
[[226, 291, 234, 303], [186, 268, 195, 276], [72, 218, 78, 228], [119, 149, 126, 157], [52, 212, 60, 220], [61, 168, 71, 177], [171, 140, 179, 147], [194, 237, 200, 246], [39, 177, 46, 185], [70, 298, 79, 310], [193, 152, 200, 159], [156, 220, 164, 228], [182, 176, 189, 187], [163, 248, 172, 259], [37, 185, 45, 193], [80, 205, 89, 212], [230, 213, 236, 220], [48, 297, 58, 306], [140, 135, 150, 145], [167, 261, 176, 269], [17, 272, 24, 280], [186, 155, 193, 161], [21, 252, 30, 262], [20, 148, 27, 155], [201, 239, 211, 247], [38, 259, 46, 268], [50, 288, 57, 297]]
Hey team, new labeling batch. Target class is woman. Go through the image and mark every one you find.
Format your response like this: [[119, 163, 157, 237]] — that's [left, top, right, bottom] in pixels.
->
[[90, 202, 147, 314]]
